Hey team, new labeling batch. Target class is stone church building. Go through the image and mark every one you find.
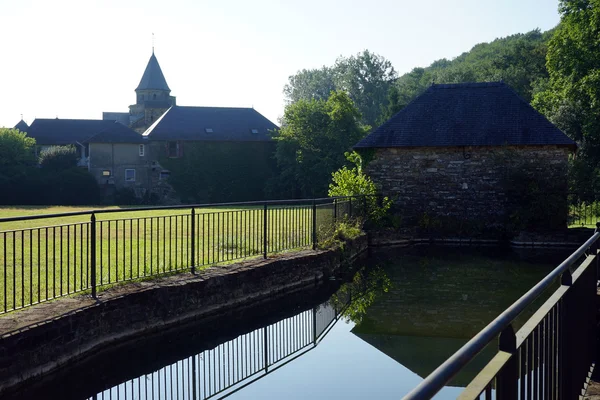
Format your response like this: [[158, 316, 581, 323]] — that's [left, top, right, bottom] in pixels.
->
[[20, 51, 278, 203], [354, 82, 576, 231], [102, 51, 177, 133]]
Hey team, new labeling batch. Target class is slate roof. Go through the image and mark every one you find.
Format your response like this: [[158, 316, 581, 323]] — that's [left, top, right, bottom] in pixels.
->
[[142, 106, 278, 141], [136, 52, 171, 92], [14, 120, 29, 133], [27, 119, 142, 145], [354, 82, 575, 149]]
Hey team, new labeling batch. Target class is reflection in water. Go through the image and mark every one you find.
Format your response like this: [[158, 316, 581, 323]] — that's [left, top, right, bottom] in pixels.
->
[[88, 302, 346, 400], [4, 246, 569, 399]]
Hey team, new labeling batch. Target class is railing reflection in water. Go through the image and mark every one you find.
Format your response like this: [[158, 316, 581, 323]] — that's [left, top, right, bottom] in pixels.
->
[[89, 299, 347, 400]]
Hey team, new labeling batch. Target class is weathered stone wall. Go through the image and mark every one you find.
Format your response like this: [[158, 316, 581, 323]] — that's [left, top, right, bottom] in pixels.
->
[[365, 145, 571, 231], [89, 143, 151, 194]]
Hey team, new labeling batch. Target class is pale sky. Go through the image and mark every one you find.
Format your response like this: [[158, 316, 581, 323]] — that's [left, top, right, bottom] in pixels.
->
[[1, 0, 560, 129]]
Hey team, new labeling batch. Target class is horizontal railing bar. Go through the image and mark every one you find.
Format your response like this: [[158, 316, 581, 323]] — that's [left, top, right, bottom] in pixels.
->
[[403, 231, 600, 400], [515, 285, 568, 346], [0, 196, 365, 223], [0, 221, 91, 234], [458, 351, 512, 400]]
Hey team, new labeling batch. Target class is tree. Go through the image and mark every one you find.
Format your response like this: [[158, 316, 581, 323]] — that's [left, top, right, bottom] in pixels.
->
[[333, 50, 397, 127], [532, 0, 600, 196], [283, 67, 336, 104], [271, 91, 368, 198], [284, 50, 397, 127], [0, 128, 36, 168]]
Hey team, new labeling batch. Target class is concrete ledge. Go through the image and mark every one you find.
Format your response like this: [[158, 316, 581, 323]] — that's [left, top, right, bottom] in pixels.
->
[[0, 234, 367, 394], [368, 228, 594, 249]]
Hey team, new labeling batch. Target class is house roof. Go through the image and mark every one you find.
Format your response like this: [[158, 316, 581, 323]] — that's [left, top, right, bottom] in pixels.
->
[[14, 119, 29, 133], [142, 106, 278, 141], [86, 123, 145, 144], [27, 119, 142, 145], [354, 82, 575, 149], [136, 52, 171, 92]]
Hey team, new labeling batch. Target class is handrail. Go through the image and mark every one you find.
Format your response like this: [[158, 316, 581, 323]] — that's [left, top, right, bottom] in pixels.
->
[[0, 195, 370, 223], [403, 228, 600, 399]]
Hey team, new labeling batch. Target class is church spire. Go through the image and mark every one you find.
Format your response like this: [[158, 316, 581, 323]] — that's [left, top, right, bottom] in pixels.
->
[[136, 52, 170, 92]]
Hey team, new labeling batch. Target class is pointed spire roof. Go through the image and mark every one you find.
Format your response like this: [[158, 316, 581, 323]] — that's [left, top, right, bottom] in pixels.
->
[[136, 52, 171, 91], [14, 119, 29, 133]]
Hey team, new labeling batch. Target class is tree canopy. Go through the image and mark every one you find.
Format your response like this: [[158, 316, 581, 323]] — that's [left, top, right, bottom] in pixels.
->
[[284, 50, 397, 127], [532, 0, 600, 196], [271, 91, 369, 198]]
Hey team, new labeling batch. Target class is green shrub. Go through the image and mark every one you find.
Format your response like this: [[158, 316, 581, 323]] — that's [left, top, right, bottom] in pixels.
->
[[328, 151, 392, 225], [39, 145, 78, 170]]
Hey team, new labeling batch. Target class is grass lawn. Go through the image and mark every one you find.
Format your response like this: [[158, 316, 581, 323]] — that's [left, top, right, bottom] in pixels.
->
[[0, 201, 350, 313]]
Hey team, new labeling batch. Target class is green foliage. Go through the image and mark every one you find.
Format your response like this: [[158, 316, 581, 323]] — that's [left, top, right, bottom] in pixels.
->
[[328, 151, 392, 225], [284, 50, 397, 126], [161, 142, 278, 203], [39, 145, 78, 170], [0, 128, 36, 168], [9, 167, 101, 205], [532, 1, 600, 195], [387, 29, 551, 118], [329, 266, 392, 325], [318, 220, 363, 250], [271, 91, 369, 198]]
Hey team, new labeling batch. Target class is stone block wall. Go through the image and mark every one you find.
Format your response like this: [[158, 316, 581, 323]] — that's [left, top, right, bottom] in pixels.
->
[[364, 145, 571, 231]]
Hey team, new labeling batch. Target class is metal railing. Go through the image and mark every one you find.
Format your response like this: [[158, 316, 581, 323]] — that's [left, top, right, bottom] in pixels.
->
[[570, 193, 600, 226], [87, 296, 347, 400], [403, 223, 600, 399], [0, 196, 366, 314]]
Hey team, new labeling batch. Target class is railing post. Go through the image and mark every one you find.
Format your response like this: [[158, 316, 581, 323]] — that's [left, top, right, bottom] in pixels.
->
[[312, 199, 317, 250], [264, 326, 269, 372], [263, 203, 268, 259], [362, 195, 367, 220], [349, 196, 353, 219], [312, 306, 317, 344], [333, 198, 337, 224], [90, 213, 97, 299], [559, 269, 573, 399], [496, 324, 518, 400], [191, 208, 196, 274]]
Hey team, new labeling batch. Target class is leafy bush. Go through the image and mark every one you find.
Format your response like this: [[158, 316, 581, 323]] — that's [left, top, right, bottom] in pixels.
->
[[328, 151, 392, 225], [39, 145, 78, 170]]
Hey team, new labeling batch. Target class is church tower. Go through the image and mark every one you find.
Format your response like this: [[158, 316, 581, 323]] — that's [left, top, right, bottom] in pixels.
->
[[128, 51, 176, 132]]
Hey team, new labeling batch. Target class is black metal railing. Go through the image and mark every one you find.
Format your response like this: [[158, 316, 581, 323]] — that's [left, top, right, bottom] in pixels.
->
[[569, 193, 600, 226], [403, 223, 600, 399], [86, 297, 346, 400], [0, 196, 365, 314]]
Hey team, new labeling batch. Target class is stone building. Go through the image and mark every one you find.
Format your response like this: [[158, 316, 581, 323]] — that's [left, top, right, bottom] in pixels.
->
[[26, 118, 141, 169], [18, 50, 278, 203], [102, 51, 177, 133], [87, 125, 148, 193], [354, 82, 576, 231]]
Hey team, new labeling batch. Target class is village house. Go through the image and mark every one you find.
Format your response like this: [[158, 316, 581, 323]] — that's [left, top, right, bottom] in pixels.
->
[[25, 118, 141, 169], [354, 81, 576, 231], [17, 50, 278, 202]]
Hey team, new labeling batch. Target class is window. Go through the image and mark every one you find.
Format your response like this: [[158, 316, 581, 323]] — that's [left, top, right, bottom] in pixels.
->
[[251, 129, 259, 134], [102, 170, 111, 176], [159, 170, 171, 180], [167, 141, 180, 158], [125, 169, 136, 182], [139, 144, 145, 157], [205, 128, 213, 133]]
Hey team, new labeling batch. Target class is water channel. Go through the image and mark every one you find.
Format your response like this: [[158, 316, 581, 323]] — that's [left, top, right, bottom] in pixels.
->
[[4, 245, 572, 399]]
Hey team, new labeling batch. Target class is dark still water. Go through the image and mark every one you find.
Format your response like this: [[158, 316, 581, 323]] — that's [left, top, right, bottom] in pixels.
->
[[5, 245, 571, 400]]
